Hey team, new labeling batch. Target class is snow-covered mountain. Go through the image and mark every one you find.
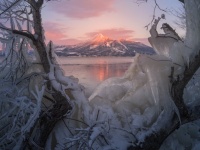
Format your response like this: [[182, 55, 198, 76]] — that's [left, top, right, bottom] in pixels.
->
[[55, 34, 155, 57]]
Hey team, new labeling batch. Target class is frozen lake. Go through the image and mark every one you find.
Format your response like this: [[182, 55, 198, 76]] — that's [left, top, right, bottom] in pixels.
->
[[58, 57, 133, 97]]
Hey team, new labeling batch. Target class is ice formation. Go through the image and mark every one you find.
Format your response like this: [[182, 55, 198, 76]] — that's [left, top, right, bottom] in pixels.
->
[[49, 1, 200, 148], [45, 15, 197, 149]]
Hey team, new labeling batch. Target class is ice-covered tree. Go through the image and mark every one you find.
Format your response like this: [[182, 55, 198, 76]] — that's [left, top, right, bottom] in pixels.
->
[[127, 0, 200, 149], [0, 0, 200, 150], [0, 0, 80, 149]]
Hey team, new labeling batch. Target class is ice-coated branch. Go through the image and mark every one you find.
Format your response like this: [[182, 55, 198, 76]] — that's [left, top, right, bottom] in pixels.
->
[[0, 0, 74, 149], [12, 29, 35, 41], [171, 48, 200, 118], [0, 0, 22, 16], [0, 0, 37, 45], [21, 85, 45, 133], [62, 119, 111, 150]]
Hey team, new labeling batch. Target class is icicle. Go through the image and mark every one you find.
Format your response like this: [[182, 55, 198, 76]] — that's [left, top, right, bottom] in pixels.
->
[[21, 85, 44, 134], [25, 8, 31, 33], [15, 19, 22, 31], [10, 17, 15, 30]]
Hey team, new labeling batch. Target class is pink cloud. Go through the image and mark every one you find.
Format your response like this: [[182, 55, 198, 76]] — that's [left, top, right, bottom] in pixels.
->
[[43, 22, 67, 42], [47, 0, 116, 19], [86, 29, 151, 46], [86, 28, 134, 40], [59, 38, 83, 45], [43, 22, 81, 45]]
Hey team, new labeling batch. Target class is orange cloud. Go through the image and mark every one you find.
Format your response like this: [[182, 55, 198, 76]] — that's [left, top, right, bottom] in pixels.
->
[[86, 28, 134, 40], [47, 0, 116, 19]]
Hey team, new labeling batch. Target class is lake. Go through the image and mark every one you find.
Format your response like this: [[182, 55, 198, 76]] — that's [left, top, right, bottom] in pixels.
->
[[58, 57, 134, 97], [0, 56, 134, 97]]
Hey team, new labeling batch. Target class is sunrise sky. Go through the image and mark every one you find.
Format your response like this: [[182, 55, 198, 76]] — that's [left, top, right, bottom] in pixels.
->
[[42, 0, 184, 46]]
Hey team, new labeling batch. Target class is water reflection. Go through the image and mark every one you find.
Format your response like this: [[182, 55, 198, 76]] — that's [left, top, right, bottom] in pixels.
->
[[61, 62, 131, 97], [94, 63, 129, 81]]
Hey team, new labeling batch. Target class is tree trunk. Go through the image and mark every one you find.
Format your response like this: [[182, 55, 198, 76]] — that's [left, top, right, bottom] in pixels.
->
[[21, 1, 72, 149], [31, 0, 50, 73]]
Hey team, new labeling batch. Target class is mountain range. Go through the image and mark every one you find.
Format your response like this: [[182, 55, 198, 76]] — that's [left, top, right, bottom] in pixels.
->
[[55, 34, 155, 57]]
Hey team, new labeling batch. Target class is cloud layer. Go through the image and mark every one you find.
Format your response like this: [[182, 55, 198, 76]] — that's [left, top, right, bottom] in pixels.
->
[[47, 0, 116, 19], [86, 28, 134, 40], [44, 22, 67, 41], [44, 22, 136, 45], [43, 22, 81, 45]]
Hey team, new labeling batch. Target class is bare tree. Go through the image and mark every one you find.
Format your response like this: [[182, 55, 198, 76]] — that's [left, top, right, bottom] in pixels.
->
[[174, 5, 186, 30], [0, 0, 75, 149]]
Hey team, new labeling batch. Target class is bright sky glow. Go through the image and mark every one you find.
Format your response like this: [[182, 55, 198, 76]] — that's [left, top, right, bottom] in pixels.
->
[[42, 0, 184, 46]]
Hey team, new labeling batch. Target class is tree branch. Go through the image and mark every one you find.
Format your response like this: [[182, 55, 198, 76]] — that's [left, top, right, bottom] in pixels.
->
[[154, 0, 167, 12], [171, 49, 200, 119], [13, 30, 36, 41], [179, 0, 184, 4], [36, 0, 44, 7], [0, 0, 22, 16], [0, 26, 35, 41], [128, 112, 200, 150]]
